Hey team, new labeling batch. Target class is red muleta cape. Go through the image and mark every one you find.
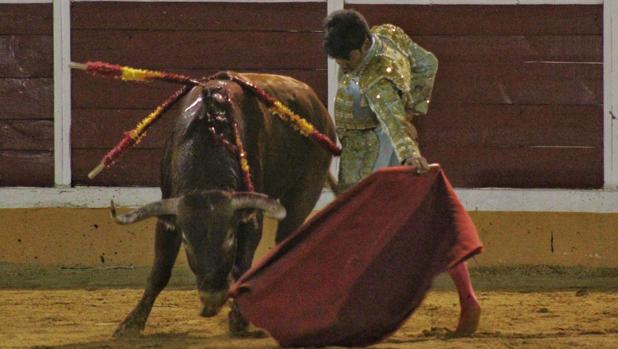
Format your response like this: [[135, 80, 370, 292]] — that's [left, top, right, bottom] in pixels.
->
[[229, 165, 483, 347]]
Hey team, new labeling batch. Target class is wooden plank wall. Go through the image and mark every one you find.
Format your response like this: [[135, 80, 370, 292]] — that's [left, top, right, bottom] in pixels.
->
[[2, 3, 602, 189], [70, 2, 327, 186], [0, 4, 53, 187], [350, 5, 603, 188]]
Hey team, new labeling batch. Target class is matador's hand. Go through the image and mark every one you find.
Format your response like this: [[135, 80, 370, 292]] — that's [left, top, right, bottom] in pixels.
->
[[402, 155, 430, 175]]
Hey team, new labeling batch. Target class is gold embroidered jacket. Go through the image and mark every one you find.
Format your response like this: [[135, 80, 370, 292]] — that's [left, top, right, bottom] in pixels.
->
[[334, 24, 438, 164]]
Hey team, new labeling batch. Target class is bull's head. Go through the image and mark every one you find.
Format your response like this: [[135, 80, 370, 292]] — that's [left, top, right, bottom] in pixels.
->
[[110, 190, 285, 317]]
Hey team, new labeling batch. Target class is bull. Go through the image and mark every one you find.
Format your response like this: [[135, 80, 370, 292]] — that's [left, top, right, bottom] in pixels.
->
[[110, 73, 335, 337]]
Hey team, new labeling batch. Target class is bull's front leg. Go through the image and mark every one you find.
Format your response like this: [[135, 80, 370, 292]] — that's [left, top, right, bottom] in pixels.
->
[[114, 220, 181, 337], [228, 214, 264, 337]]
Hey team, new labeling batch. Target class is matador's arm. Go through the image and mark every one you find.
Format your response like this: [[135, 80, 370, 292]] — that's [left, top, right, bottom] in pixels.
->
[[408, 41, 438, 116], [365, 79, 421, 163]]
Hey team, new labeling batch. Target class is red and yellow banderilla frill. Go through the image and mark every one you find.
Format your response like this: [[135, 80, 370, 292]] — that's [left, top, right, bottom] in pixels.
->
[[71, 61, 341, 189], [229, 77, 341, 156], [86, 85, 192, 179], [69, 61, 204, 86]]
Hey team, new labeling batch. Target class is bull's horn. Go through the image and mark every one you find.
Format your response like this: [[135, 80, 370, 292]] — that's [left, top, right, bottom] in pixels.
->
[[230, 193, 287, 221], [110, 198, 181, 225]]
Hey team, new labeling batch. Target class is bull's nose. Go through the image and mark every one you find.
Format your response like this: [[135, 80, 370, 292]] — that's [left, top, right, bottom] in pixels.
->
[[200, 305, 220, 318], [198, 290, 227, 317]]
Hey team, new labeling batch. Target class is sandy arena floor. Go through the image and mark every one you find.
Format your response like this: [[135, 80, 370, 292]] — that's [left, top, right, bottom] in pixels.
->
[[1, 289, 617, 349]]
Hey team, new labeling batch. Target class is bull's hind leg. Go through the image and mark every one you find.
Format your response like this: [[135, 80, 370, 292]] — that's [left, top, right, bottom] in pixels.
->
[[113, 220, 181, 337], [228, 214, 266, 337]]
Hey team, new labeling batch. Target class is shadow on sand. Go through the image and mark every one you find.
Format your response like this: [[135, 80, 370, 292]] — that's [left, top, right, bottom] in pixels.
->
[[32, 332, 278, 349], [33, 331, 463, 349]]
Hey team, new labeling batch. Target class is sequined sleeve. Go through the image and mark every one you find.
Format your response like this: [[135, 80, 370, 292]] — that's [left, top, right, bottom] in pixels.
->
[[365, 79, 420, 162], [408, 42, 438, 115]]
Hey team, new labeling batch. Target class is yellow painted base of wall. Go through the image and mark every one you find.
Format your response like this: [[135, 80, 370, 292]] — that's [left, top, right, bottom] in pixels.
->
[[470, 211, 618, 267], [1, 208, 617, 267]]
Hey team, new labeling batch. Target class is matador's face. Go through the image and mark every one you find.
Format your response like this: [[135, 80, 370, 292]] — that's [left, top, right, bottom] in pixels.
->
[[336, 49, 364, 74], [334, 37, 372, 74]]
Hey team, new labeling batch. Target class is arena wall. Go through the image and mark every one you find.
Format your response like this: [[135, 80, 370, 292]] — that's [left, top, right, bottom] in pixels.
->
[[0, 4, 53, 186], [0, 2, 604, 188], [1, 208, 617, 267], [0, 1, 616, 270]]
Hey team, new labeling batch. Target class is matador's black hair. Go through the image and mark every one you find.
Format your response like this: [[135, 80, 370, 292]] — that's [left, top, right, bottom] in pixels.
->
[[323, 9, 370, 60]]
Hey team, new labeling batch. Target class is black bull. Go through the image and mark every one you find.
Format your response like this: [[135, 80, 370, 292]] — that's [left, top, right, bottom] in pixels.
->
[[110, 73, 336, 337]]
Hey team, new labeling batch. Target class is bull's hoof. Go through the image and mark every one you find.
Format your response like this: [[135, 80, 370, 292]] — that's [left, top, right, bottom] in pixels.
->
[[227, 299, 267, 338], [228, 311, 249, 335], [228, 301, 252, 337], [230, 328, 268, 338], [113, 318, 145, 338]]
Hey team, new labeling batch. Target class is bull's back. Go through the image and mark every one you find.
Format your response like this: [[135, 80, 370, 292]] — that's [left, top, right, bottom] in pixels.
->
[[239, 73, 333, 135], [238, 73, 335, 199]]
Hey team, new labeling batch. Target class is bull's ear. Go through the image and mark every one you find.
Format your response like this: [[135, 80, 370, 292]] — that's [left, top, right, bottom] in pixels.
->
[[230, 192, 287, 221]]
